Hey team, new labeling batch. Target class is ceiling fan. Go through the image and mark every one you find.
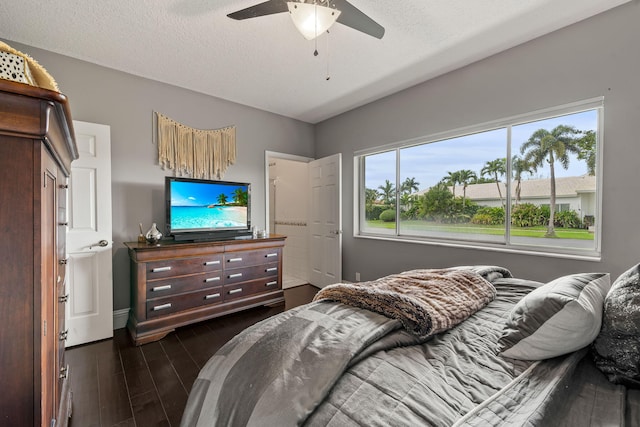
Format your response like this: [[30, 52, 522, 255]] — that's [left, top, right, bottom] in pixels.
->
[[227, 0, 385, 40]]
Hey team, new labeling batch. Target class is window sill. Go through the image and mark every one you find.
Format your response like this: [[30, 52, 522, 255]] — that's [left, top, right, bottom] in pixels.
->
[[354, 233, 602, 262]]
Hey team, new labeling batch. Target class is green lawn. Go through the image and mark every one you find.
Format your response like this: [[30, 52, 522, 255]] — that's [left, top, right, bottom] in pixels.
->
[[365, 220, 594, 240]]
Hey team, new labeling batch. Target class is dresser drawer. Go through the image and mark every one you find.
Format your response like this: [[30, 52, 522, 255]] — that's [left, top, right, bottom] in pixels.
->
[[224, 248, 281, 268], [146, 254, 223, 279], [225, 262, 279, 285], [146, 287, 224, 318], [223, 277, 280, 301], [146, 272, 223, 298]]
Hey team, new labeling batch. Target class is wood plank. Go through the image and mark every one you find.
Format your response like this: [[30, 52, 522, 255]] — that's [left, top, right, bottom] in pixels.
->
[[98, 369, 133, 426], [130, 390, 169, 427], [120, 345, 154, 398], [159, 333, 201, 392], [66, 346, 100, 427], [141, 342, 189, 426]]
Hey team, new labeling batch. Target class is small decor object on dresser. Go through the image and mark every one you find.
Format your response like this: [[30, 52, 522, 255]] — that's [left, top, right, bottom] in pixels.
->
[[145, 222, 163, 244]]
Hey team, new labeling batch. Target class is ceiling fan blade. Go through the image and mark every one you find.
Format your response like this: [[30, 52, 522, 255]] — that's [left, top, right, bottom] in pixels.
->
[[227, 0, 288, 20], [333, 0, 385, 39]]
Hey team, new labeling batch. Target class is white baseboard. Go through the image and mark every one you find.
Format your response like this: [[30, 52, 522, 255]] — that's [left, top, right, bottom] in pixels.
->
[[113, 308, 129, 330]]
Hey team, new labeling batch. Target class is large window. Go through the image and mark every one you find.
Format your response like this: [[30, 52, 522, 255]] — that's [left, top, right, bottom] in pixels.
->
[[356, 99, 603, 258]]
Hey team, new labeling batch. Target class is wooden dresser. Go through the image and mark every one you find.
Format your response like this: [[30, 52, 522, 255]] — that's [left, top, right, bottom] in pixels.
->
[[125, 235, 286, 345], [0, 80, 78, 426]]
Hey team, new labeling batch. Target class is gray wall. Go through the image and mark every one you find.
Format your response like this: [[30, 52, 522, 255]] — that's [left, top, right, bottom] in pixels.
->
[[4, 40, 315, 311], [315, 1, 640, 283]]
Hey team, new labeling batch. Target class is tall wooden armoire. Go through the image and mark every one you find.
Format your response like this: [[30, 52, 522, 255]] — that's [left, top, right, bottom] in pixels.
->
[[0, 79, 78, 426]]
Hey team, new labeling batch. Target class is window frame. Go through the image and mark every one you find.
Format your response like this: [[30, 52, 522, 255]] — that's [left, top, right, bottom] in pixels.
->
[[354, 97, 604, 261]]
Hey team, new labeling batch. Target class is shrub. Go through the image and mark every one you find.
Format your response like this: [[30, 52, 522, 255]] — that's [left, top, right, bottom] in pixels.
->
[[583, 215, 595, 228], [471, 206, 505, 225], [554, 210, 582, 228], [379, 209, 396, 222], [511, 203, 544, 227], [366, 204, 389, 221]]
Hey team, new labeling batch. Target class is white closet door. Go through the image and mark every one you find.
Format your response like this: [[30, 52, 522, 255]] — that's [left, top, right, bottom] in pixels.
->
[[308, 153, 342, 288], [65, 120, 113, 347]]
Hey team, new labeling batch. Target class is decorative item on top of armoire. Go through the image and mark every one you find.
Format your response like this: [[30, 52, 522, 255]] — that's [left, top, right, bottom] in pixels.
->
[[0, 41, 60, 91], [156, 111, 236, 179]]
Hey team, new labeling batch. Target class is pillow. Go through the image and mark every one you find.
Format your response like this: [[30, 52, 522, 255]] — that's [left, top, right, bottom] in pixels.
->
[[497, 272, 611, 360], [593, 264, 640, 387]]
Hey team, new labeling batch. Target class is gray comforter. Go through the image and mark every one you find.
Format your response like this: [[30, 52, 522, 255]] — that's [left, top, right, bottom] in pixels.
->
[[181, 270, 631, 427]]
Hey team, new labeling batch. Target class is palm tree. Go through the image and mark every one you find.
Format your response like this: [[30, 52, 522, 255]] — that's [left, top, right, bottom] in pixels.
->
[[401, 177, 420, 195], [481, 158, 507, 207], [520, 125, 581, 237], [511, 155, 533, 205], [378, 179, 396, 205], [232, 188, 247, 206], [365, 188, 380, 204], [443, 171, 461, 197], [217, 193, 228, 206], [457, 169, 477, 207], [576, 130, 596, 176]]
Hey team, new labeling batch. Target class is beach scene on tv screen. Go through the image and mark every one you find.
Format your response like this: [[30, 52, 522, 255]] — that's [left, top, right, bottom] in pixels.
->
[[170, 181, 248, 230]]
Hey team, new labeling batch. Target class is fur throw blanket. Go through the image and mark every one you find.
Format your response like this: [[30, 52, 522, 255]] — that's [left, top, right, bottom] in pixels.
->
[[313, 268, 498, 340]]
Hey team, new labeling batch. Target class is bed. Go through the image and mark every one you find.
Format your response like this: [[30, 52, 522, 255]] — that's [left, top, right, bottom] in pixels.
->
[[180, 265, 640, 426]]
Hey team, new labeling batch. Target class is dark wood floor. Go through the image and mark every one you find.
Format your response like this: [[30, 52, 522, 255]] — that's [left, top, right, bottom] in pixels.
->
[[66, 285, 319, 427]]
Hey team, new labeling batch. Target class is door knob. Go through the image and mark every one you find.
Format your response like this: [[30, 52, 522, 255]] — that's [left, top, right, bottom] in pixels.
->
[[89, 239, 109, 249]]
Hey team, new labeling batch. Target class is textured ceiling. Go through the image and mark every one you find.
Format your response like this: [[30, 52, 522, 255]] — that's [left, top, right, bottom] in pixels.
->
[[0, 0, 629, 123]]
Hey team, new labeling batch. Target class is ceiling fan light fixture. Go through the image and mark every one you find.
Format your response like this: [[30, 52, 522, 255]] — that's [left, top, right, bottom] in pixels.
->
[[287, 1, 341, 40]]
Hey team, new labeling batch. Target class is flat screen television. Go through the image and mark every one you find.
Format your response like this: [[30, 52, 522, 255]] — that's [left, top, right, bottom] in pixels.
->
[[165, 177, 252, 241]]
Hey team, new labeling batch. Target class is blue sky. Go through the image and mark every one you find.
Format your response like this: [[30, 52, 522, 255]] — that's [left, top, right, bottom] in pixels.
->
[[365, 109, 598, 192], [171, 181, 247, 206]]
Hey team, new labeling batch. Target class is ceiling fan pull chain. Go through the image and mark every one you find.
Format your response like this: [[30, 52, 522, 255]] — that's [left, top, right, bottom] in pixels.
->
[[314, 1, 319, 56], [326, 29, 331, 81]]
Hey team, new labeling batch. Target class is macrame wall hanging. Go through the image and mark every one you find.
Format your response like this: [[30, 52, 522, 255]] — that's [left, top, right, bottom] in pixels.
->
[[156, 112, 237, 179]]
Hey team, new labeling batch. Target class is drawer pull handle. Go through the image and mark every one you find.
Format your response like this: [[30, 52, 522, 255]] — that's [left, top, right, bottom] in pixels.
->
[[153, 303, 172, 311], [266, 267, 278, 272], [228, 257, 243, 263], [228, 288, 243, 295], [59, 258, 68, 265], [228, 273, 243, 279], [265, 253, 278, 258], [59, 329, 69, 341], [266, 281, 278, 287], [205, 260, 221, 266], [205, 293, 221, 300], [59, 222, 69, 226], [205, 276, 221, 282], [59, 366, 69, 379], [58, 294, 69, 303], [151, 266, 171, 273], [152, 285, 172, 292]]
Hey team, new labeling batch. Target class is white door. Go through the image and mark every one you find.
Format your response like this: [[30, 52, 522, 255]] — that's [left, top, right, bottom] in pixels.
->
[[65, 121, 113, 347], [308, 154, 342, 288]]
